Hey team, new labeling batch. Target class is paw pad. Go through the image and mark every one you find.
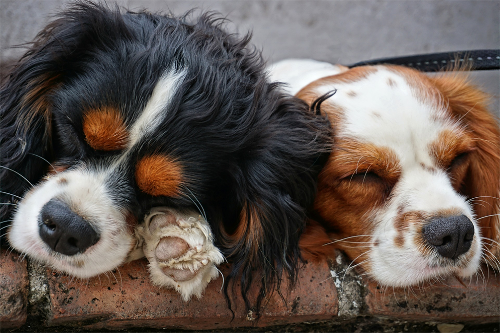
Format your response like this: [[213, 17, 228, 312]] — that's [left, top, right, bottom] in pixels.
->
[[135, 207, 224, 300]]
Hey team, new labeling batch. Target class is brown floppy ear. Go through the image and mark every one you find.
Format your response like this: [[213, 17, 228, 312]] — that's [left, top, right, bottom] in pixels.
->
[[299, 219, 336, 263], [431, 74, 500, 266]]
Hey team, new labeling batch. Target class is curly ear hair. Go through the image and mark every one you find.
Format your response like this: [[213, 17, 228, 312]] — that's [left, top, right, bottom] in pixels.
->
[[431, 74, 500, 268]]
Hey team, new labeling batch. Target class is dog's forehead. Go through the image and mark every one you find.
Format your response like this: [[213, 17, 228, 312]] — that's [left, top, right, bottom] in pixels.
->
[[316, 67, 461, 164]]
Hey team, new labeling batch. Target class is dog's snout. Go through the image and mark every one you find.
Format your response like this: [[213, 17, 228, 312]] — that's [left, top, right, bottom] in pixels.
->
[[422, 215, 474, 260], [39, 199, 99, 256]]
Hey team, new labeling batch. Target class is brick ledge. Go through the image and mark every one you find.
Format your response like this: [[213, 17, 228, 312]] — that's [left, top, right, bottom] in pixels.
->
[[1, 248, 499, 332]]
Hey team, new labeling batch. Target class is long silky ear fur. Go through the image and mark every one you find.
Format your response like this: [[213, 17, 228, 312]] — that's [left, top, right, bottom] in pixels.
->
[[0, 43, 60, 237], [431, 73, 500, 268], [218, 85, 332, 314], [0, 2, 129, 238]]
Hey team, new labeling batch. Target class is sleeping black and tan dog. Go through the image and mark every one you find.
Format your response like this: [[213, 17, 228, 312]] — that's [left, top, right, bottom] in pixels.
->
[[0, 3, 331, 310]]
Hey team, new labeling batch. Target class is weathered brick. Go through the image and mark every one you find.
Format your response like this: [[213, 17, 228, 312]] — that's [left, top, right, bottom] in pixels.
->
[[46, 258, 337, 330], [0, 249, 28, 329], [365, 265, 500, 323]]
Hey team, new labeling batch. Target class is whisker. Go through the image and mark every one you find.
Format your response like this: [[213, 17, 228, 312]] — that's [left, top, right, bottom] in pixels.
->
[[482, 248, 500, 271], [0, 191, 22, 200], [0, 166, 34, 187], [323, 235, 372, 246], [341, 251, 371, 282], [215, 266, 225, 293], [482, 237, 500, 247], [476, 213, 500, 221], [0, 224, 13, 232], [114, 268, 123, 289], [467, 195, 500, 203], [181, 185, 207, 222], [336, 245, 372, 249], [28, 153, 58, 174]]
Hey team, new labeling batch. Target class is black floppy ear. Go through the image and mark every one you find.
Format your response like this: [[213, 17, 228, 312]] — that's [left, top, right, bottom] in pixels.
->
[[219, 88, 331, 311], [0, 44, 62, 226], [0, 3, 128, 228]]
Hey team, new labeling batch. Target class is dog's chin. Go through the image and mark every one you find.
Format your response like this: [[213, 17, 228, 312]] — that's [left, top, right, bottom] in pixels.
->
[[10, 233, 135, 278], [367, 239, 482, 287]]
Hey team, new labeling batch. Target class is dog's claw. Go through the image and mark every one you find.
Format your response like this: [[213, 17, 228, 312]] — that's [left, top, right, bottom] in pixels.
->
[[135, 208, 224, 300]]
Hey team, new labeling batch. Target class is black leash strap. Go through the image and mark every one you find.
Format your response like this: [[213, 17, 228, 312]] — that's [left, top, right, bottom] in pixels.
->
[[348, 49, 500, 72]]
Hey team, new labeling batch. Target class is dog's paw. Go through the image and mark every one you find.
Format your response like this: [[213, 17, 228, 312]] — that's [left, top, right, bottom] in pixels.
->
[[135, 207, 224, 300]]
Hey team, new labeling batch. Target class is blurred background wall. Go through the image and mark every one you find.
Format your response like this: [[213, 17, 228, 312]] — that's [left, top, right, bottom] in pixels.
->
[[1, 0, 498, 114]]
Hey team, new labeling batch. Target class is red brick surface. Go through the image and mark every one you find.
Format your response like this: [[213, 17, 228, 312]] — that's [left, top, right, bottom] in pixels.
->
[[365, 265, 500, 323], [0, 250, 28, 330], [2, 246, 499, 330], [46, 259, 337, 330]]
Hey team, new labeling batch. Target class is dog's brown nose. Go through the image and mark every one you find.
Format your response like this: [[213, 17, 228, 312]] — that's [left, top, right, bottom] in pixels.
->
[[422, 215, 474, 260], [39, 199, 99, 256]]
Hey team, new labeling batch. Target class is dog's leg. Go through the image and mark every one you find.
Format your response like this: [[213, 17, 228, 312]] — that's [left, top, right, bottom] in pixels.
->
[[135, 208, 224, 300]]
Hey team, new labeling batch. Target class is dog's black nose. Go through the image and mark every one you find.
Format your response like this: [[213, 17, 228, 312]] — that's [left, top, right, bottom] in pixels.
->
[[39, 199, 99, 256], [422, 215, 474, 260]]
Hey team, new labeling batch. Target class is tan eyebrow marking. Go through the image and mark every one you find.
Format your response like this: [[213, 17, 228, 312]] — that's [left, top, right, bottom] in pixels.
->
[[428, 129, 475, 169], [83, 106, 128, 151], [135, 155, 183, 197]]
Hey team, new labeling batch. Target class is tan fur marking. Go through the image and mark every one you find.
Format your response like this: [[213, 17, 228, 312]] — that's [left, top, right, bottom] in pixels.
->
[[428, 129, 475, 170], [19, 73, 61, 133], [430, 75, 500, 259], [394, 211, 427, 248], [47, 164, 69, 176], [307, 140, 401, 264], [135, 155, 183, 197], [83, 106, 128, 151]]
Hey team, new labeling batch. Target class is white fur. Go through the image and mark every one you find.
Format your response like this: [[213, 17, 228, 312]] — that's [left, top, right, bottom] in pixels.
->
[[9, 167, 134, 277], [8, 68, 190, 279], [267, 59, 346, 95], [135, 208, 224, 300], [270, 60, 483, 286], [129, 69, 187, 147]]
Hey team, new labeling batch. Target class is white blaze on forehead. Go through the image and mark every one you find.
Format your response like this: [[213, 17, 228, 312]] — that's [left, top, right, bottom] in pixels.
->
[[8, 67, 188, 279], [128, 69, 187, 148], [316, 67, 459, 168]]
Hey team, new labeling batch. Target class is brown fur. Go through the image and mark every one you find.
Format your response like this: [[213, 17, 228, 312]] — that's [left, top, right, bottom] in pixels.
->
[[299, 66, 500, 273], [83, 106, 129, 151], [135, 155, 183, 197], [19, 73, 61, 136], [221, 202, 263, 259], [431, 74, 500, 264]]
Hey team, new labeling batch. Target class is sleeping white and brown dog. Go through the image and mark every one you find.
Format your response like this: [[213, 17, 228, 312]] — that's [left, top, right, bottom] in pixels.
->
[[270, 59, 500, 286], [0, 4, 331, 309]]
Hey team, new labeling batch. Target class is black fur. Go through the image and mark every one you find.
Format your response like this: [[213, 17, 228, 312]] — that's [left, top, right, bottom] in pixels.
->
[[0, 2, 331, 312]]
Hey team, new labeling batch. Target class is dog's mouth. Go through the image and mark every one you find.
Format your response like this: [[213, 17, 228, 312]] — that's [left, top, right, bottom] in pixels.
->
[[367, 248, 481, 288]]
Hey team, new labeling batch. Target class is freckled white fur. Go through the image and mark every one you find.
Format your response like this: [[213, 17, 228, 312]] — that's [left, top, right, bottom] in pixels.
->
[[270, 59, 483, 286], [9, 167, 134, 277], [8, 68, 189, 280]]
